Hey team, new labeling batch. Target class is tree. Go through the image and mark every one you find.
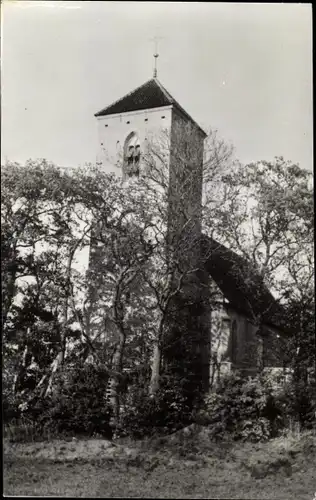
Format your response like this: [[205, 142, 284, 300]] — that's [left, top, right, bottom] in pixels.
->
[[1, 160, 85, 401], [82, 173, 156, 424], [2, 125, 258, 432], [132, 122, 214, 402], [203, 157, 314, 371]]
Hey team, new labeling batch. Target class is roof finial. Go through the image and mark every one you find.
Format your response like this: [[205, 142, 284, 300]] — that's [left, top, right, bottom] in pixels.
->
[[150, 36, 163, 78], [153, 52, 159, 78]]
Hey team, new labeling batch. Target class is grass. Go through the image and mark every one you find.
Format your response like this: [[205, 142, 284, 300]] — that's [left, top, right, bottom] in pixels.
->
[[3, 429, 316, 499]]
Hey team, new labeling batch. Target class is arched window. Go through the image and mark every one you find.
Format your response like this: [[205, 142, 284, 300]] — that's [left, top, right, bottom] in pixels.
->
[[124, 132, 141, 178], [231, 320, 238, 365]]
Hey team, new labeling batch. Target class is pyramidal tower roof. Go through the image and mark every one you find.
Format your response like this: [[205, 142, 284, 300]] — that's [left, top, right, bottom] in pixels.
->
[[95, 78, 206, 137]]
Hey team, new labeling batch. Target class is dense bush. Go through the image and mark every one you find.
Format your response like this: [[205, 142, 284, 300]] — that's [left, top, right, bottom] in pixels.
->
[[198, 372, 284, 442], [3, 393, 22, 424], [5, 365, 315, 443], [277, 377, 316, 430], [118, 377, 195, 439], [9, 364, 114, 440]]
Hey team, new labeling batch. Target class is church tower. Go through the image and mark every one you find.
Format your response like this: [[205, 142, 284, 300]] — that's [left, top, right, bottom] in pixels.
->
[[94, 73, 210, 395], [95, 76, 206, 261], [95, 77, 206, 176]]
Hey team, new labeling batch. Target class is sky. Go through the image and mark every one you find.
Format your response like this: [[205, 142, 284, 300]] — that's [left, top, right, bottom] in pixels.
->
[[1, 1, 313, 171]]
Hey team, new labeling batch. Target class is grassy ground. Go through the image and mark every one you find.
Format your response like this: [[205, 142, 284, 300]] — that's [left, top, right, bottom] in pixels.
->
[[3, 428, 316, 499]]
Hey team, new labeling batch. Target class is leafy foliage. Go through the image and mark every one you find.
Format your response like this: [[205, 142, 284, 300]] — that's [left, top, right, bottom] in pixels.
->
[[118, 376, 195, 439], [199, 373, 284, 442], [205, 157, 313, 311], [277, 378, 316, 431], [2, 152, 314, 442], [14, 364, 113, 439]]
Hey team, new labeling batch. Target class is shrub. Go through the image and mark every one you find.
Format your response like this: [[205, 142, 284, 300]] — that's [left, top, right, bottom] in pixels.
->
[[199, 372, 283, 442], [18, 364, 113, 440], [3, 393, 22, 424], [276, 376, 316, 431], [117, 376, 195, 439]]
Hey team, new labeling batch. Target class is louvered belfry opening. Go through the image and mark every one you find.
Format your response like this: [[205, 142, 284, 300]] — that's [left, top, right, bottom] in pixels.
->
[[124, 132, 141, 178]]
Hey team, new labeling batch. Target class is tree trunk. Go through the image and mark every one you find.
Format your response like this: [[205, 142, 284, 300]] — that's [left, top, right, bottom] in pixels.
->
[[149, 313, 165, 396], [107, 332, 125, 428], [13, 326, 32, 394], [44, 356, 59, 397], [149, 341, 161, 396], [2, 243, 19, 329], [256, 331, 264, 373], [44, 247, 78, 397], [2, 271, 16, 329], [13, 344, 28, 394]]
